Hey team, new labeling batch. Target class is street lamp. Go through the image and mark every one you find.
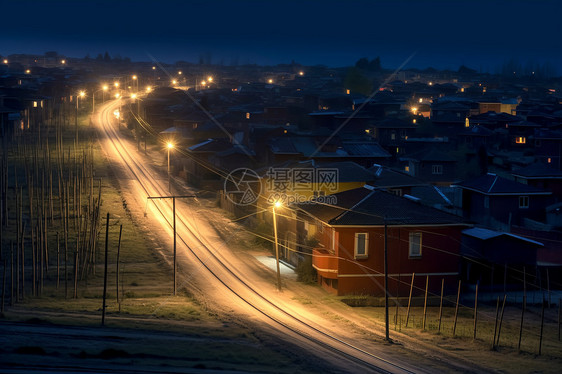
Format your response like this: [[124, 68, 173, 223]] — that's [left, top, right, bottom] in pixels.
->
[[272, 201, 282, 291], [167, 142, 174, 192]]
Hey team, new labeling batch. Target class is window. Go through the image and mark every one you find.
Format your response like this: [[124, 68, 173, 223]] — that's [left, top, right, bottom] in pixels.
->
[[516, 137, 526, 144], [354, 233, 369, 259], [409, 232, 422, 258], [432, 165, 443, 175], [519, 196, 529, 209], [405, 165, 410, 173], [390, 188, 403, 196], [391, 132, 396, 140]]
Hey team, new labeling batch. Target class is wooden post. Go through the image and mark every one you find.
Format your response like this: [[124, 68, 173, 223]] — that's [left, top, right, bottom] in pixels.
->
[[539, 298, 545, 355], [558, 298, 562, 341], [406, 273, 415, 328], [518, 294, 526, 352], [116, 224, 122, 312], [492, 296, 500, 350], [101, 213, 109, 326], [558, 298, 561, 342], [423, 275, 429, 331], [496, 294, 507, 348], [1, 259, 6, 313], [453, 280, 461, 336], [546, 268, 551, 308], [438, 278, 444, 333], [473, 282, 479, 340], [56, 232, 60, 289]]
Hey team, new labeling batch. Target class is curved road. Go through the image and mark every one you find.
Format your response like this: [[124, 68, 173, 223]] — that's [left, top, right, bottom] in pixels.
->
[[95, 99, 421, 374]]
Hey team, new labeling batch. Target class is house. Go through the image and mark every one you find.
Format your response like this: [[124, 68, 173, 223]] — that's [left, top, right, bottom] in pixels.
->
[[460, 227, 543, 289], [458, 125, 495, 150], [400, 148, 458, 185], [369, 118, 417, 157], [453, 173, 552, 228], [533, 128, 562, 170], [512, 162, 562, 199], [297, 186, 469, 296]]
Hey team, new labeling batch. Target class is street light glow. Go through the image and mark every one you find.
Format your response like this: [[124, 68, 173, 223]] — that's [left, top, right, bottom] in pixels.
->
[[172, 79, 177, 85], [201, 80, 206, 86], [167, 142, 174, 149], [3, 59, 7, 64], [132, 75, 137, 80], [268, 79, 273, 84], [131, 93, 137, 99], [146, 86, 152, 92], [274, 201, 282, 208], [115, 93, 120, 99], [25, 69, 31, 74], [61, 59, 66, 64], [114, 82, 119, 87], [79, 91, 85, 98], [207, 76, 213, 82], [103, 84, 108, 91], [178, 71, 182, 75]]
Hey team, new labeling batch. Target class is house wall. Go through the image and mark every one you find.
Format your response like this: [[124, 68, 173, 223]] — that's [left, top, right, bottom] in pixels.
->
[[464, 191, 549, 226], [314, 225, 463, 296]]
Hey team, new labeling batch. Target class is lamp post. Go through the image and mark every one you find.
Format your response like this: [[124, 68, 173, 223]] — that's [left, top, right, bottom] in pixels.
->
[[92, 85, 109, 114], [272, 201, 282, 291], [167, 142, 174, 192]]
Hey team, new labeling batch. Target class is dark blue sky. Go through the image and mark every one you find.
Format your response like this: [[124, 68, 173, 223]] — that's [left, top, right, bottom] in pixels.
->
[[1, 0, 561, 72]]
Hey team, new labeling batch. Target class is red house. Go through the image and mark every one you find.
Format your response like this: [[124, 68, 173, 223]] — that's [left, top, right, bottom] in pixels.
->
[[297, 186, 469, 296]]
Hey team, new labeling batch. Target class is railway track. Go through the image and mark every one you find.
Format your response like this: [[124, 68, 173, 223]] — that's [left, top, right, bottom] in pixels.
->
[[97, 100, 418, 374]]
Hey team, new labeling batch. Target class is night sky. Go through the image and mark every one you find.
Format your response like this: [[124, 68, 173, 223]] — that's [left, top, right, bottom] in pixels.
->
[[1, 0, 561, 71]]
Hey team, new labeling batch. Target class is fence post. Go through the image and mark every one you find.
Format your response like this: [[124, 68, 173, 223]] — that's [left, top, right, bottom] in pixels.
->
[[406, 273, 415, 328], [473, 281, 479, 340], [453, 280, 461, 336], [423, 275, 429, 331], [438, 278, 444, 333]]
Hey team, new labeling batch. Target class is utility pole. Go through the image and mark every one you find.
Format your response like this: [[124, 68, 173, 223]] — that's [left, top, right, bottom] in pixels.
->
[[384, 217, 389, 341], [272, 203, 282, 291], [147, 195, 196, 295]]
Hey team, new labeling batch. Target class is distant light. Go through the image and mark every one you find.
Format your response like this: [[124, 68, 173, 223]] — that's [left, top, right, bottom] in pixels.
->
[[172, 79, 177, 85], [3, 59, 7, 64], [114, 82, 119, 87], [61, 59, 66, 64], [365, 129, 370, 134], [418, 98, 423, 103], [428, 82, 433, 86], [146, 86, 152, 92], [412, 119, 416, 124], [268, 79, 273, 84], [178, 71, 182, 75], [132, 75, 137, 80], [115, 93, 120, 99], [25, 69, 31, 74], [152, 66, 156, 70], [411, 107, 418, 115], [460, 87, 465, 93], [299, 71, 304, 76], [131, 93, 137, 99], [201, 80, 206, 86], [207, 76, 213, 82], [79, 90, 85, 98], [346, 89, 350, 95], [103, 84, 108, 90]]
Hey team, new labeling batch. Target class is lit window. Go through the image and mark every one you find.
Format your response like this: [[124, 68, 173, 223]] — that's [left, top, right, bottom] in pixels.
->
[[354, 233, 369, 259], [33, 101, 37, 108], [516, 137, 526, 144], [409, 232, 422, 258], [405, 165, 410, 172], [246, 112, 250, 119], [465, 117, 470, 128], [412, 119, 416, 124], [548, 158, 552, 163], [432, 165, 443, 175], [519, 196, 529, 209], [346, 89, 350, 95]]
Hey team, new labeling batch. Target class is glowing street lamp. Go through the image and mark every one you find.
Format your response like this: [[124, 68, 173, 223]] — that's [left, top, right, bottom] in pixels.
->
[[131, 93, 137, 99], [61, 59, 66, 65], [207, 76, 213, 82], [172, 79, 177, 86], [25, 69, 31, 74], [267, 79, 273, 84], [146, 86, 152, 93], [114, 81, 119, 88], [2, 59, 7, 64], [201, 80, 206, 87], [272, 201, 282, 291], [167, 142, 174, 192]]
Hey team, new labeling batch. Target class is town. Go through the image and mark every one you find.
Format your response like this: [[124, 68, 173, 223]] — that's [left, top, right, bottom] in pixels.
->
[[1, 50, 562, 373]]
